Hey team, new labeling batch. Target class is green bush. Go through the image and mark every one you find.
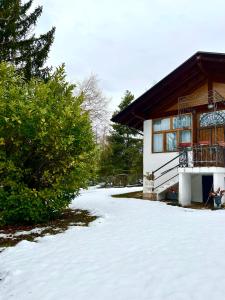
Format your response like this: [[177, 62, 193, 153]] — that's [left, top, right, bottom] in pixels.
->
[[0, 63, 96, 225]]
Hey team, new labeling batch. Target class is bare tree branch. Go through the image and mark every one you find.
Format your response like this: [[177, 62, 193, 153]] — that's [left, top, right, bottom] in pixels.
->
[[75, 74, 111, 141]]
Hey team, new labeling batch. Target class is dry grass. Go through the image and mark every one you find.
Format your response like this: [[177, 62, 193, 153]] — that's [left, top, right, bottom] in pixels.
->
[[112, 190, 143, 199], [0, 209, 98, 250], [112, 190, 219, 210]]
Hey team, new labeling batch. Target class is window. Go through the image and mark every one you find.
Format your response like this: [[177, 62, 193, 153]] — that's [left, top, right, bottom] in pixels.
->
[[180, 130, 191, 143], [153, 118, 170, 131], [152, 115, 192, 153], [200, 111, 225, 127], [153, 133, 163, 152], [173, 115, 191, 129], [166, 132, 177, 151]]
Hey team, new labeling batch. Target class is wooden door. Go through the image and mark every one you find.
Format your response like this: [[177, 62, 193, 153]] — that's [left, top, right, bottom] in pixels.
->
[[198, 126, 225, 144]]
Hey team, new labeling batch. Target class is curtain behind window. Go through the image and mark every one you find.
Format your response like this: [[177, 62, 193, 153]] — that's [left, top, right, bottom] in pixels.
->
[[166, 132, 177, 151], [153, 133, 163, 152], [180, 130, 191, 143], [153, 118, 170, 131]]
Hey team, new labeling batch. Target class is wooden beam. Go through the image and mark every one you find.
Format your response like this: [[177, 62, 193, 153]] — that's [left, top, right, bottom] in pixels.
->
[[197, 57, 208, 77], [125, 115, 143, 129], [147, 75, 206, 118], [131, 111, 145, 121], [208, 79, 213, 92], [141, 67, 202, 116]]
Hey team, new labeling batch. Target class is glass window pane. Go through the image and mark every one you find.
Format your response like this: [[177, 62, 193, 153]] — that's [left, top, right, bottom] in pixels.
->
[[153, 118, 170, 131], [200, 111, 225, 127], [153, 120, 161, 131], [173, 115, 191, 129], [180, 130, 191, 143], [161, 118, 170, 130], [166, 132, 177, 151], [153, 133, 163, 152]]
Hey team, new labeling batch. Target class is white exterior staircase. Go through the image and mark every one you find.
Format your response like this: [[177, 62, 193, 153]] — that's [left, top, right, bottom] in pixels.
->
[[146, 151, 186, 200], [154, 173, 179, 199]]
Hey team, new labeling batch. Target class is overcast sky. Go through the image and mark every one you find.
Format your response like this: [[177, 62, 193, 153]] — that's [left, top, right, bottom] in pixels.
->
[[34, 0, 225, 111]]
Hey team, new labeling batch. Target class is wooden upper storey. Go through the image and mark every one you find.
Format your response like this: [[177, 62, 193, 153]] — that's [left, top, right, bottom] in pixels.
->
[[112, 52, 225, 130]]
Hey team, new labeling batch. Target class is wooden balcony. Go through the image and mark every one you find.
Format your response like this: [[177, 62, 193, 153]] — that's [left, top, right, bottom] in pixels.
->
[[179, 144, 225, 168]]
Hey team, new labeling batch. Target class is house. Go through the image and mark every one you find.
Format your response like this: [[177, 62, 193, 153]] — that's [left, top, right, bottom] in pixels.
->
[[112, 51, 225, 206]]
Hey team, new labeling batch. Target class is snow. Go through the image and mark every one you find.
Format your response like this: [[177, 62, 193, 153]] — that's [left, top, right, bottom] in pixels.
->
[[1, 187, 225, 300], [0, 227, 50, 239]]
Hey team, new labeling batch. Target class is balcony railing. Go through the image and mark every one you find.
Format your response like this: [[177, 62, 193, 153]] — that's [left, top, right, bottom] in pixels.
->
[[179, 145, 225, 168]]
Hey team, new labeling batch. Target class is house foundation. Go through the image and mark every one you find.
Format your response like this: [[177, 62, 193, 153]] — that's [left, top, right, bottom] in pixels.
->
[[143, 192, 157, 200]]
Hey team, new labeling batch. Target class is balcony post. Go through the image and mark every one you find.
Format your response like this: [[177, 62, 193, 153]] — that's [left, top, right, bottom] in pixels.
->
[[179, 172, 191, 206]]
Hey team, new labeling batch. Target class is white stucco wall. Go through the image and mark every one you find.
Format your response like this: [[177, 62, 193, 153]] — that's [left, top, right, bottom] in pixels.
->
[[213, 173, 225, 191], [143, 119, 179, 192], [214, 173, 225, 204]]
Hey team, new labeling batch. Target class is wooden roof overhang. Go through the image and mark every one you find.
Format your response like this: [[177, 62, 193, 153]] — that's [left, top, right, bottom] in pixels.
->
[[112, 51, 225, 131]]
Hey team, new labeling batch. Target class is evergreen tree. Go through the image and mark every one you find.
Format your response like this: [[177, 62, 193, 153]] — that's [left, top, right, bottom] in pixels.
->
[[99, 91, 143, 185], [0, 0, 55, 80], [0, 63, 96, 225]]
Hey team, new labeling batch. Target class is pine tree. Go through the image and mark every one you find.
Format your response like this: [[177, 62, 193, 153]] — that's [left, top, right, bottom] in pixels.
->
[[0, 0, 55, 80], [99, 91, 143, 185]]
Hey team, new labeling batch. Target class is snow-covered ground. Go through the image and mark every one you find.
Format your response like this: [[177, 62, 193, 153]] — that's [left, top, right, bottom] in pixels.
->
[[1, 187, 225, 300]]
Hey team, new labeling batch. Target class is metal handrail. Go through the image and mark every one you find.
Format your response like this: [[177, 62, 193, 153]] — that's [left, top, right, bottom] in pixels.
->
[[154, 174, 179, 190], [154, 164, 180, 181], [153, 151, 184, 175]]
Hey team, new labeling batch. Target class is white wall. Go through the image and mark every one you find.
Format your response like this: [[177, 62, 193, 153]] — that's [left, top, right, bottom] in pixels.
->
[[143, 120, 152, 175], [213, 173, 225, 191], [143, 119, 179, 192], [213, 173, 225, 204]]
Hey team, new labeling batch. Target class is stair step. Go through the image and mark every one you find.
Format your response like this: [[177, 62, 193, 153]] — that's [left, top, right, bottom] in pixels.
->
[[155, 178, 179, 194]]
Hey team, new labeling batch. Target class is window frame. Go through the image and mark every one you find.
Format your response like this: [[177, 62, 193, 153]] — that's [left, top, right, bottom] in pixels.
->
[[173, 115, 192, 129], [152, 114, 192, 153]]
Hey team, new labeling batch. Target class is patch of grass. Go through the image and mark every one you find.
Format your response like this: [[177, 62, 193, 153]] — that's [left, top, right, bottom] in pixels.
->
[[112, 190, 143, 199], [159, 199, 207, 209], [0, 209, 98, 250], [159, 199, 180, 207], [112, 190, 218, 210]]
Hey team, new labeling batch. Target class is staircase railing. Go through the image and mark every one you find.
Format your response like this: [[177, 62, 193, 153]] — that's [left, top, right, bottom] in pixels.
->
[[151, 151, 185, 192], [154, 174, 179, 190]]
